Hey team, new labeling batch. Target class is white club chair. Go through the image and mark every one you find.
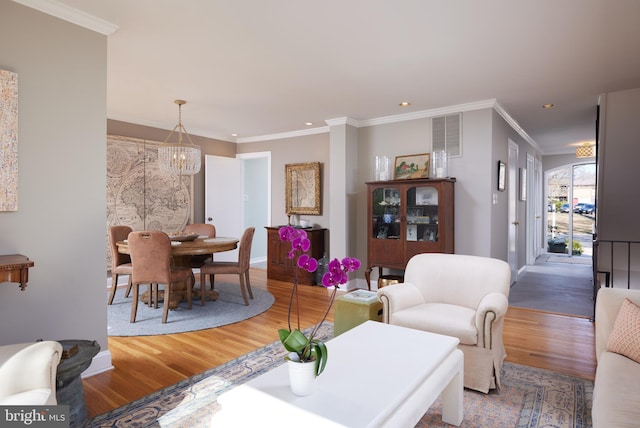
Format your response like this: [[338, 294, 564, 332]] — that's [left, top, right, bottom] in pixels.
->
[[0, 341, 63, 405], [377, 253, 511, 393]]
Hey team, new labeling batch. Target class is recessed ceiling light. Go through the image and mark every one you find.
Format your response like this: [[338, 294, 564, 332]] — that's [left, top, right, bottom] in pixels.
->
[[305, 122, 313, 126], [542, 104, 555, 109], [231, 133, 238, 137], [399, 101, 411, 107]]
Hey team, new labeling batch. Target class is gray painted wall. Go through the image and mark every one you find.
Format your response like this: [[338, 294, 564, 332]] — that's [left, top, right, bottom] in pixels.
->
[[598, 88, 640, 241], [0, 3, 108, 352], [237, 133, 331, 229]]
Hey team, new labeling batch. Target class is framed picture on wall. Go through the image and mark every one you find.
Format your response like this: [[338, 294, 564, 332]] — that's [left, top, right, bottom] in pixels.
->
[[285, 162, 321, 215], [394, 153, 430, 180], [497, 161, 506, 191]]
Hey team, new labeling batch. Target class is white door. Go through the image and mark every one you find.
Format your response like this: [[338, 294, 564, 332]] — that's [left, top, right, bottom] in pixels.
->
[[508, 141, 519, 282], [205, 155, 243, 262], [534, 156, 543, 259], [526, 153, 536, 264]]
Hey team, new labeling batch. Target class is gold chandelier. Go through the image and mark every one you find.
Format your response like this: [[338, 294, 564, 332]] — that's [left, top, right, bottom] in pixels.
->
[[158, 100, 202, 175], [576, 142, 595, 158]]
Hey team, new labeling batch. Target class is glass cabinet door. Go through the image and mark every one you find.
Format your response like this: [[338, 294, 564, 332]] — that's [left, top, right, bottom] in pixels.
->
[[406, 185, 439, 242], [371, 187, 401, 240]]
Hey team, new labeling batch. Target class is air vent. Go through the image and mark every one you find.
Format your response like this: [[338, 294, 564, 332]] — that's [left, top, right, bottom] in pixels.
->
[[432, 113, 461, 157]]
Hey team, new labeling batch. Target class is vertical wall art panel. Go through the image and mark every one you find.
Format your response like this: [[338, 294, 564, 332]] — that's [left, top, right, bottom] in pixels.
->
[[106, 135, 194, 270], [0, 69, 18, 211]]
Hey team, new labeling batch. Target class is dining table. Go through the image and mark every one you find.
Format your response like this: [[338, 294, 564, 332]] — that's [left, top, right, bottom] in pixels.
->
[[116, 236, 239, 307]]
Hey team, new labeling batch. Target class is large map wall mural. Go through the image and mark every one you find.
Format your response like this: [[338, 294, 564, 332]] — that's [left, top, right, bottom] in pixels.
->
[[0, 69, 18, 211], [106, 135, 193, 270]]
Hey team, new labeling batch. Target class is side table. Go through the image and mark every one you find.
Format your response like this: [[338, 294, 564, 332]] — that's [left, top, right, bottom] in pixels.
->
[[0, 254, 34, 290], [56, 340, 100, 428], [334, 290, 383, 336]]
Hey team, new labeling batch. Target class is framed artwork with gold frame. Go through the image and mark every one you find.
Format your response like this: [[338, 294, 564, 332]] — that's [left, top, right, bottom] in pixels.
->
[[285, 162, 321, 215], [393, 153, 430, 180]]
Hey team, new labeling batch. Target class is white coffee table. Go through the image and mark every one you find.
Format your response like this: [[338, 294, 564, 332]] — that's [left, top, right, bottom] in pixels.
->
[[211, 321, 463, 427]]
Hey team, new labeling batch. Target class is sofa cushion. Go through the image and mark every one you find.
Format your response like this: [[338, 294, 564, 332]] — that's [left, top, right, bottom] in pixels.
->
[[606, 298, 640, 363], [593, 351, 640, 426], [390, 303, 478, 345]]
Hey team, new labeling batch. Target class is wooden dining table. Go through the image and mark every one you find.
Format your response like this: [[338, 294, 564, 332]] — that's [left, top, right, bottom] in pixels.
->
[[116, 236, 239, 307]]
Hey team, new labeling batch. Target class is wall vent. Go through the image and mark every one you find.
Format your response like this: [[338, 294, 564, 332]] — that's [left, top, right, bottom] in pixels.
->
[[432, 113, 462, 157]]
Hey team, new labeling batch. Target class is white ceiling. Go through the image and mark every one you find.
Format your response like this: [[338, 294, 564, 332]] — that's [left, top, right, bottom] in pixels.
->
[[22, 0, 640, 154]]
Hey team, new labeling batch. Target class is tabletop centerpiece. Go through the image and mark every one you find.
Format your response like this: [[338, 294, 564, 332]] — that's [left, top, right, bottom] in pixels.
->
[[277, 225, 361, 395]]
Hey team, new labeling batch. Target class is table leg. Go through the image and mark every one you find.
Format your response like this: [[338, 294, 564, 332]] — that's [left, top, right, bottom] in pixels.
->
[[441, 349, 464, 426], [172, 255, 221, 305]]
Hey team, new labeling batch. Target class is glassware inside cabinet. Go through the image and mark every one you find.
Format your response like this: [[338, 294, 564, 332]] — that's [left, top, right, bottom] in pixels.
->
[[406, 186, 439, 242], [372, 187, 401, 240]]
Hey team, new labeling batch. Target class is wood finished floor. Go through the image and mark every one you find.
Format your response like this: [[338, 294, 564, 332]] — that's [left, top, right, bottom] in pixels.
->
[[84, 267, 596, 419]]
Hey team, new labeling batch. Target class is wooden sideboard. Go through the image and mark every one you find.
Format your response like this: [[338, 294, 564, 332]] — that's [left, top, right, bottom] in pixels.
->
[[266, 227, 326, 285], [0, 254, 34, 290]]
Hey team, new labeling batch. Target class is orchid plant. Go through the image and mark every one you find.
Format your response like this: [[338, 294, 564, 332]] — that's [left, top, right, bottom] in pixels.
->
[[277, 225, 361, 377]]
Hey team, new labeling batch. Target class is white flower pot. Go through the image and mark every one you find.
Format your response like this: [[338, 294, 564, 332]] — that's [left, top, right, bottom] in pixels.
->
[[287, 360, 316, 396]]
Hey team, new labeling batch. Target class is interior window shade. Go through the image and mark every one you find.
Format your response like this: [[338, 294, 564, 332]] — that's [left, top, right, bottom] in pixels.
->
[[432, 113, 461, 157]]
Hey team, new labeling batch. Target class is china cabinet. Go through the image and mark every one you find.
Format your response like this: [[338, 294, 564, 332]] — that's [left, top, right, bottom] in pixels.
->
[[366, 178, 455, 288]]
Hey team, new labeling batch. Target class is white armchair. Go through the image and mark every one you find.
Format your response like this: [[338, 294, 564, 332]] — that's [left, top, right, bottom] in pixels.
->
[[377, 253, 511, 393], [0, 341, 63, 405]]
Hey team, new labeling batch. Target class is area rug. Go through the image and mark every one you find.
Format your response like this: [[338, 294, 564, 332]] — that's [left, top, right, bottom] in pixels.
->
[[88, 322, 593, 428], [107, 282, 275, 336]]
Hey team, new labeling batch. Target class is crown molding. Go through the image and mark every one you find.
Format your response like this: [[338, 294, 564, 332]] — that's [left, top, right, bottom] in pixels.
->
[[325, 117, 359, 127], [13, 0, 118, 35], [492, 101, 542, 153], [117, 96, 539, 150], [236, 126, 329, 144], [358, 99, 498, 128]]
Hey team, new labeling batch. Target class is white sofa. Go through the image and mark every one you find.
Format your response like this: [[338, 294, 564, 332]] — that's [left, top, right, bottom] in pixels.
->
[[593, 287, 640, 427], [0, 341, 63, 405], [377, 253, 511, 393]]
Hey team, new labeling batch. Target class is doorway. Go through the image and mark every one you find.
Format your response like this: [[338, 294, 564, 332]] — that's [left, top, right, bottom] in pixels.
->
[[205, 153, 271, 264], [546, 163, 596, 259]]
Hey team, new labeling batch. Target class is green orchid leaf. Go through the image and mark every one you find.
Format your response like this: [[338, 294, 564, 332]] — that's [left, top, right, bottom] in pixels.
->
[[278, 329, 309, 353], [310, 340, 328, 376]]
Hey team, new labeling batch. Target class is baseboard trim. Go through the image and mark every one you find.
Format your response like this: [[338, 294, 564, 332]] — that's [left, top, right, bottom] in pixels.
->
[[82, 349, 113, 378]]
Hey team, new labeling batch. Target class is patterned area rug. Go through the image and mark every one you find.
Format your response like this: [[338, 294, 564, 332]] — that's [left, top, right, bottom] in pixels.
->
[[88, 323, 593, 428], [107, 282, 275, 336]]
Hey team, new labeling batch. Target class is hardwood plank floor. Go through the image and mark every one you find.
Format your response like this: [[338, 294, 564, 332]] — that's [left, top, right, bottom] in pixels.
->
[[84, 268, 596, 418]]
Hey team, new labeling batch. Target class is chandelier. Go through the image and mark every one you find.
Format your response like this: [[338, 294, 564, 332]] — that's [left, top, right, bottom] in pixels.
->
[[158, 100, 202, 175], [575, 142, 595, 158]]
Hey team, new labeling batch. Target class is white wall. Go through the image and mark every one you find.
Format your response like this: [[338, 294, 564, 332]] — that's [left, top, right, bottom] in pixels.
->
[[0, 1, 108, 363]]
